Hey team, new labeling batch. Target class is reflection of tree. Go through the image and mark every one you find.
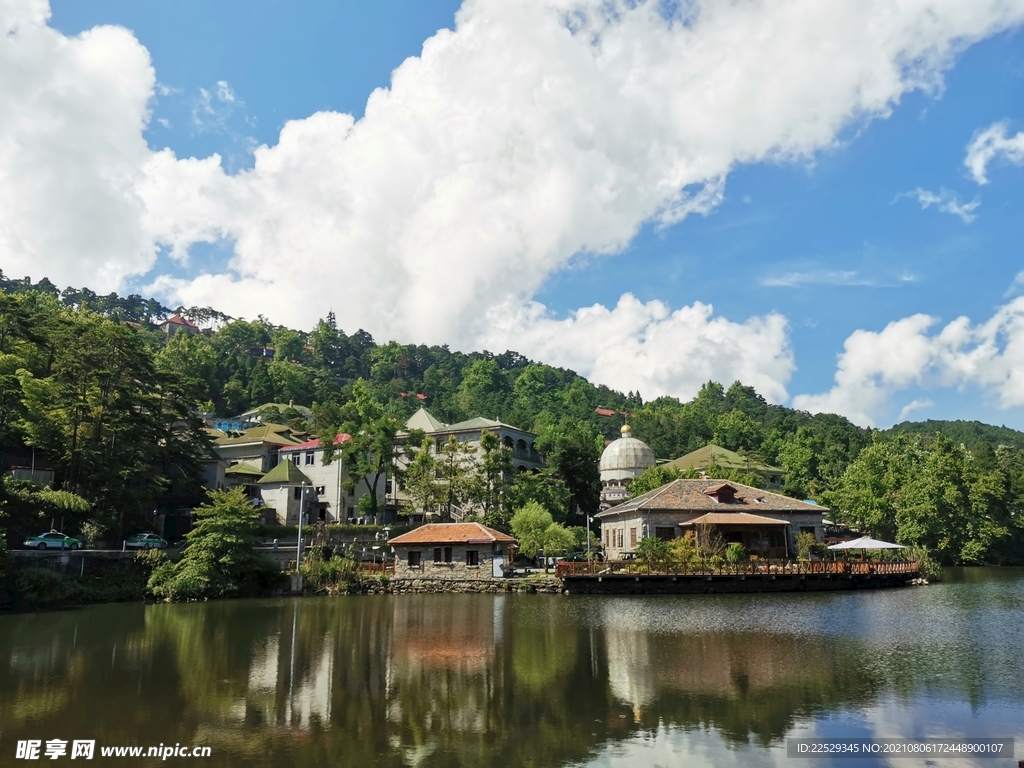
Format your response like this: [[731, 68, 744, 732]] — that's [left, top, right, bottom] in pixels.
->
[[1, 585, 1023, 765]]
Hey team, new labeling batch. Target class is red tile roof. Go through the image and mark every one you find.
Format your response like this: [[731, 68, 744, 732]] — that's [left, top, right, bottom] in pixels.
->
[[597, 479, 827, 516], [388, 523, 516, 546], [594, 407, 617, 417], [163, 314, 198, 328], [279, 434, 351, 452]]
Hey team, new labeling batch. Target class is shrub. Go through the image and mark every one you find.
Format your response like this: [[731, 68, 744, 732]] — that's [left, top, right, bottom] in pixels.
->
[[300, 547, 359, 595], [16, 567, 70, 603], [908, 545, 942, 581], [795, 532, 817, 561], [725, 542, 747, 564]]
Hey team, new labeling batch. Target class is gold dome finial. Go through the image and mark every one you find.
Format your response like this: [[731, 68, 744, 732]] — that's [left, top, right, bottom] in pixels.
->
[[620, 424, 632, 435]]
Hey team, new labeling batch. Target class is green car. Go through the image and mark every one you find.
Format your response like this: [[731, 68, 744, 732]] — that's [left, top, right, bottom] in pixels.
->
[[24, 532, 83, 550], [125, 533, 168, 550]]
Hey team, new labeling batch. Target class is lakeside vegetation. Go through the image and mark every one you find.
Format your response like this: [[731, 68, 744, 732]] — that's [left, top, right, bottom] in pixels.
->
[[0, 272, 1021, 606]]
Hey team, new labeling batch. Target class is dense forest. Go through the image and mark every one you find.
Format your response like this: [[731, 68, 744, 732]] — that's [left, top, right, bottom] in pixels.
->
[[0, 271, 1022, 565]]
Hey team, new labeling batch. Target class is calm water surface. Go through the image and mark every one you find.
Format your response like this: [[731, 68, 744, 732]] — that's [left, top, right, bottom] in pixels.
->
[[1, 568, 1021, 767]]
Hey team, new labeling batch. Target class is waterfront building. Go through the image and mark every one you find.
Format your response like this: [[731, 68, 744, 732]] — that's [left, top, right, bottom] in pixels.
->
[[599, 425, 656, 508], [388, 522, 516, 580], [595, 479, 825, 560]]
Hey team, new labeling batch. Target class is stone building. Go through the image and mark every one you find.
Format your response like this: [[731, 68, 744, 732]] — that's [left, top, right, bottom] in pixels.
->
[[596, 479, 825, 560], [599, 425, 656, 508], [277, 435, 385, 523], [388, 523, 516, 580]]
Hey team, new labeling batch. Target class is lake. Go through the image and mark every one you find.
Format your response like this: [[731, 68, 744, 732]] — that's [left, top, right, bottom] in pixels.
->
[[1, 568, 1021, 767]]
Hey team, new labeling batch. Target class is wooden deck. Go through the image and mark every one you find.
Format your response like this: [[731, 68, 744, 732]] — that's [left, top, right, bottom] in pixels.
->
[[556, 559, 920, 594], [554, 559, 919, 578]]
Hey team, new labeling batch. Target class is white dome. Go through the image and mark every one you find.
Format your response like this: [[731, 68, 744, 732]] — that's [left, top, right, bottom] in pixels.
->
[[599, 425, 656, 480]]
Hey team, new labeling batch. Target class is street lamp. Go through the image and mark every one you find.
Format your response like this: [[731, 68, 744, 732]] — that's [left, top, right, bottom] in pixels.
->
[[296, 481, 308, 579], [586, 516, 593, 555]]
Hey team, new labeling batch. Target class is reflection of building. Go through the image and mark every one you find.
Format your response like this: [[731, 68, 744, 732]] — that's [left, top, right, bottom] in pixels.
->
[[596, 479, 825, 559], [599, 425, 656, 508], [664, 444, 783, 488], [389, 523, 516, 580]]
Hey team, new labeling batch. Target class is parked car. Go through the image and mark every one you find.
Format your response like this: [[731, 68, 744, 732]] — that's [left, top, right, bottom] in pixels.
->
[[559, 551, 604, 562], [24, 532, 82, 550], [125, 533, 168, 550]]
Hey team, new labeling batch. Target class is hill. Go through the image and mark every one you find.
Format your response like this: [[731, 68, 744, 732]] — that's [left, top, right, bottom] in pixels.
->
[[885, 420, 1024, 450]]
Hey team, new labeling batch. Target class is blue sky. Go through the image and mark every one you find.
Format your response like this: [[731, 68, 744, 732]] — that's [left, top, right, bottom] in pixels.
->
[[10, 1, 1024, 427]]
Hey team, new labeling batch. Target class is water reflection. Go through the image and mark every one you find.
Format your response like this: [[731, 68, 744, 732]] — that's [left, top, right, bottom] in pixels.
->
[[0, 569, 1021, 767]]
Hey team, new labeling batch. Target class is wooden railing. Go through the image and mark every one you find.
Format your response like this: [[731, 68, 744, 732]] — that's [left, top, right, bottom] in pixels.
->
[[360, 561, 395, 575], [554, 559, 919, 578]]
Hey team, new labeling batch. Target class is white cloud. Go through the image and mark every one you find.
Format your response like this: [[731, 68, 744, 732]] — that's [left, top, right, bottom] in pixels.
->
[[897, 398, 933, 422], [761, 270, 916, 288], [135, 0, 1024, 348], [0, 0, 156, 290], [1004, 270, 1024, 299], [793, 297, 1024, 426], [965, 120, 1024, 184], [898, 187, 980, 222], [480, 294, 794, 403], [5, 0, 1024, 410]]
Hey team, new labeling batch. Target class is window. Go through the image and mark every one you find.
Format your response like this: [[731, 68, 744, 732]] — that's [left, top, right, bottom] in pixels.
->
[[800, 526, 816, 536], [305, 452, 314, 466], [293, 486, 302, 500], [466, 550, 479, 566], [630, 528, 637, 548], [604, 529, 609, 547], [315, 486, 325, 496], [617, 530, 624, 548], [433, 548, 442, 563], [655, 527, 675, 541], [444, 546, 452, 563], [408, 551, 421, 568]]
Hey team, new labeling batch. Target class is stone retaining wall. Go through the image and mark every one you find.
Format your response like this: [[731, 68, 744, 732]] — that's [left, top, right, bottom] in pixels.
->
[[359, 576, 562, 595]]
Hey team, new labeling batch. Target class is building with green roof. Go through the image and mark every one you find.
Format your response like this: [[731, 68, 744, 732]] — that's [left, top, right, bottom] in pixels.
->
[[664, 444, 783, 487], [257, 459, 314, 525]]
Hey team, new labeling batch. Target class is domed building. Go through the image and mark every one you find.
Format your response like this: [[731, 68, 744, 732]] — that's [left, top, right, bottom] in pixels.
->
[[599, 425, 656, 508]]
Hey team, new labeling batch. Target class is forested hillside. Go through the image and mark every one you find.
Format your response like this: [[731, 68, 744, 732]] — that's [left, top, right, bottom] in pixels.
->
[[1, 272, 1022, 564]]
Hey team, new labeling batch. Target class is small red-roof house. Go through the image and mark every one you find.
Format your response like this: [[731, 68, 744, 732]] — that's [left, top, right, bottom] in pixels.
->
[[389, 523, 516, 580], [159, 314, 199, 336]]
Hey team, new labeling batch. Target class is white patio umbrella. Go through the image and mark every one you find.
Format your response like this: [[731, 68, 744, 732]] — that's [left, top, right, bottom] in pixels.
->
[[828, 536, 904, 550]]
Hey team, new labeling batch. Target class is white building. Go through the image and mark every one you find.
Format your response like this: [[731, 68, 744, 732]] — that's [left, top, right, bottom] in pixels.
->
[[599, 425, 656, 508], [276, 435, 385, 523]]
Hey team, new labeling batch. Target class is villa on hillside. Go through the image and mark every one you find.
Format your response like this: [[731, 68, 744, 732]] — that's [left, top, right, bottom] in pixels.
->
[[596, 479, 825, 560], [158, 314, 199, 336], [393, 408, 542, 520]]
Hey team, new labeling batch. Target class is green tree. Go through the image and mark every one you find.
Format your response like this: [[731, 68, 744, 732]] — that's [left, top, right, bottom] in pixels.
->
[[455, 358, 510, 420], [535, 418, 603, 520], [319, 381, 403, 523], [510, 501, 553, 559], [148, 489, 281, 601]]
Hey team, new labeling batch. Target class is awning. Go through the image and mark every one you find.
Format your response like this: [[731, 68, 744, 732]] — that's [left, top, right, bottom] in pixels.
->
[[827, 536, 904, 550], [681, 512, 789, 526]]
